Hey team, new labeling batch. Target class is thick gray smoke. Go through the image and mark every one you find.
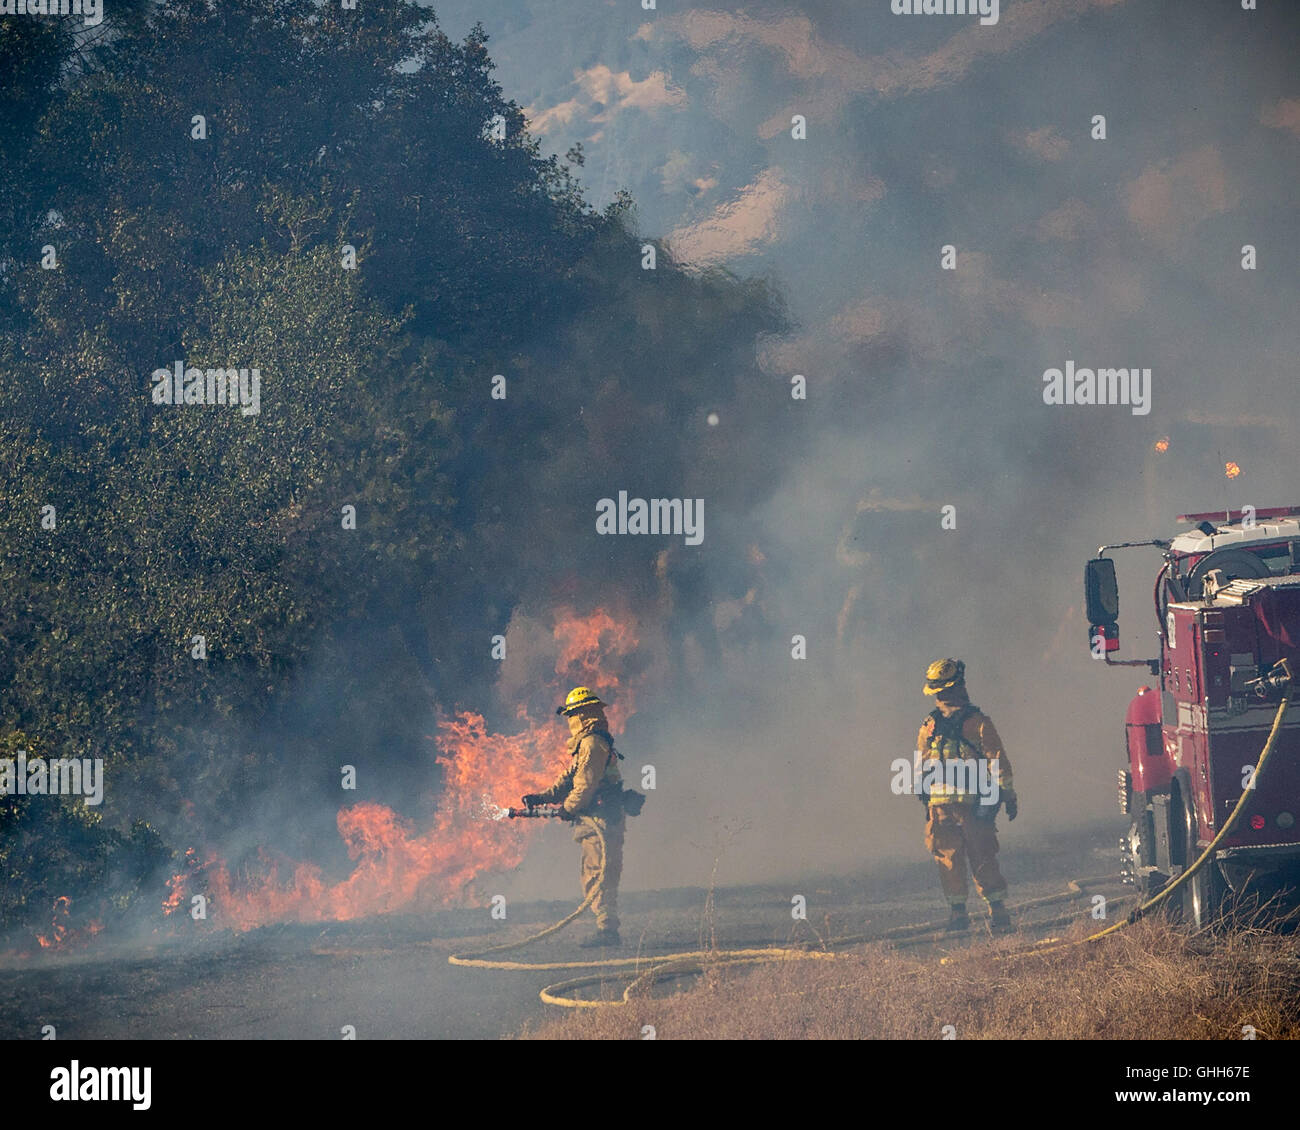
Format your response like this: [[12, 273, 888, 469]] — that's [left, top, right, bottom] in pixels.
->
[[433, 0, 1300, 900]]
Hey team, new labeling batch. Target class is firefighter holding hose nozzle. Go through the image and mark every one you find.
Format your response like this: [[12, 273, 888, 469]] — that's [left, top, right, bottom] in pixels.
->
[[916, 659, 1017, 935], [520, 687, 631, 948]]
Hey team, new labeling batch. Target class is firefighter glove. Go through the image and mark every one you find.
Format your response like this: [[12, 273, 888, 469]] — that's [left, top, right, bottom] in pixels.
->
[[556, 808, 575, 822], [521, 794, 542, 809], [1003, 791, 1018, 821]]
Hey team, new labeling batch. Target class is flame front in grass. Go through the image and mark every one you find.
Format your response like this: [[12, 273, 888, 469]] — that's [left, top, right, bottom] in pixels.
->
[[189, 608, 641, 931], [32, 896, 101, 953]]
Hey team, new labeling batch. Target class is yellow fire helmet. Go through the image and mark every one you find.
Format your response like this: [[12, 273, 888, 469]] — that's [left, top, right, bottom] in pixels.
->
[[557, 686, 607, 716], [923, 658, 966, 696]]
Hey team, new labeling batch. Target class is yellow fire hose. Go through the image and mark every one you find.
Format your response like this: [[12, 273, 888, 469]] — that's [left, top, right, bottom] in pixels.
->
[[450, 692, 1291, 1005]]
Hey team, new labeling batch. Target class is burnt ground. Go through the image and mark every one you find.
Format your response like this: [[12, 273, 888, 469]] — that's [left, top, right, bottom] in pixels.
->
[[0, 822, 1124, 1039]]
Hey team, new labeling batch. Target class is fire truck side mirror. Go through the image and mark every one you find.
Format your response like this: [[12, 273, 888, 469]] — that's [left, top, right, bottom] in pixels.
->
[[1085, 557, 1120, 626]]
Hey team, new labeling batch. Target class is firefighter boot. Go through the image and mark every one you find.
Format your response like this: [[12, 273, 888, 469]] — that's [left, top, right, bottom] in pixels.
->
[[579, 927, 622, 948], [945, 903, 970, 932], [988, 900, 1013, 934]]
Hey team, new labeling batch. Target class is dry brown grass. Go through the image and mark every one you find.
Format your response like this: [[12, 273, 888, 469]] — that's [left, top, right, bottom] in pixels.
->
[[518, 917, 1300, 1040]]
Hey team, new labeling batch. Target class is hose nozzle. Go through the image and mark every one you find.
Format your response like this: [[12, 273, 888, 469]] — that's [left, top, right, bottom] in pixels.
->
[[1248, 658, 1294, 700]]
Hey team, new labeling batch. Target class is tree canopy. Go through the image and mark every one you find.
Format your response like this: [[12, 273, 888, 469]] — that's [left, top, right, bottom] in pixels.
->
[[0, 0, 789, 940]]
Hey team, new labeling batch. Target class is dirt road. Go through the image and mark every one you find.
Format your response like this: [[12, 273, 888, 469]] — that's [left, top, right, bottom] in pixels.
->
[[0, 824, 1122, 1039]]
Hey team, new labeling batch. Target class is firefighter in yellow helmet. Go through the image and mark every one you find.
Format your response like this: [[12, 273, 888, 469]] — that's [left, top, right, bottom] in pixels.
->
[[521, 687, 627, 947], [915, 659, 1018, 934]]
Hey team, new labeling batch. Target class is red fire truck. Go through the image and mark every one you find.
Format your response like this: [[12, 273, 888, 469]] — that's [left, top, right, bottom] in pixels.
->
[[1085, 507, 1300, 927]]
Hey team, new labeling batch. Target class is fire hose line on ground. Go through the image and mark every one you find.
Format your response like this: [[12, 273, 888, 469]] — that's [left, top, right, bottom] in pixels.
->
[[448, 839, 1121, 1009], [449, 694, 1291, 1006], [446, 816, 834, 1009]]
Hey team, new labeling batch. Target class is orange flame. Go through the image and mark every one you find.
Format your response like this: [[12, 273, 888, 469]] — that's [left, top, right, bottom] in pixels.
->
[[177, 608, 641, 931], [162, 847, 198, 916], [551, 605, 639, 729], [1153, 437, 1170, 453], [1225, 461, 1241, 479], [36, 896, 71, 949], [31, 896, 101, 952]]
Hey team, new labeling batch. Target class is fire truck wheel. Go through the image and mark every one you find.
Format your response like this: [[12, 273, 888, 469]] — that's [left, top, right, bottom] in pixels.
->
[[1180, 798, 1225, 929], [1121, 793, 1168, 902]]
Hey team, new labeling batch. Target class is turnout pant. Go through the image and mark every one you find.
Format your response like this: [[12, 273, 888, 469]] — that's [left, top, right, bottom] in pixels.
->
[[925, 803, 1008, 906], [574, 815, 624, 931]]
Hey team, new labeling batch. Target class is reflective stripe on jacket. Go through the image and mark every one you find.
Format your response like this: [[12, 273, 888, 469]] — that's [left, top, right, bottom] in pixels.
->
[[915, 703, 1013, 803]]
